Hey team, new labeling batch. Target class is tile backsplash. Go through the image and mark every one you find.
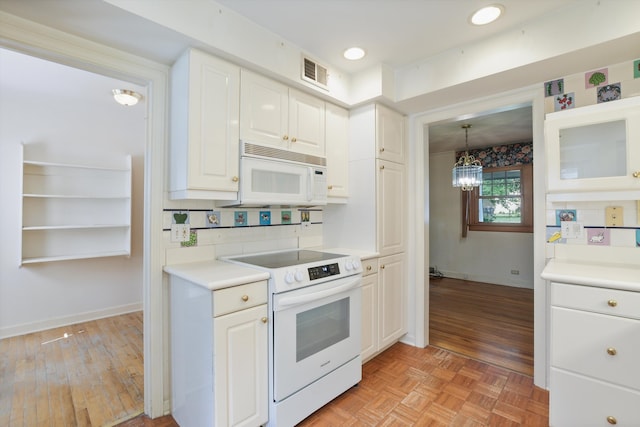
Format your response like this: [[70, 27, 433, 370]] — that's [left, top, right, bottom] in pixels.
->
[[162, 207, 324, 265], [546, 199, 640, 262]]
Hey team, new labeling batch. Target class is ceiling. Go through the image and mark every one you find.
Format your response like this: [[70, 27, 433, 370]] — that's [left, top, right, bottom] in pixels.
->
[[0, 0, 590, 151]]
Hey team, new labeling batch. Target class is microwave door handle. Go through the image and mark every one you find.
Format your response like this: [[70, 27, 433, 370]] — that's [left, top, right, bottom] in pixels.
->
[[306, 167, 313, 201], [276, 277, 361, 308]]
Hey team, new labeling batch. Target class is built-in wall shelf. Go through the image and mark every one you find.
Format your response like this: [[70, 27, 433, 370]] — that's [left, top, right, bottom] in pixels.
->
[[20, 145, 132, 265]]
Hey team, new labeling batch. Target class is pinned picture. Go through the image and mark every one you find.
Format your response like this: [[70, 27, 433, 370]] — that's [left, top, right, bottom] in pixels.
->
[[585, 68, 608, 88], [555, 209, 576, 225], [173, 211, 189, 224], [544, 78, 564, 97], [634, 59, 640, 79], [234, 211, 247, 227], [546, 227, 566, 244], [587, 228, 610, 246], [180, 230, 198, 247], [554, 93, 574, 111], [206, 210, 221, 228], [281, 210, 292, 225], [597, 83, 621, 103], [259, 211, 271, 226]]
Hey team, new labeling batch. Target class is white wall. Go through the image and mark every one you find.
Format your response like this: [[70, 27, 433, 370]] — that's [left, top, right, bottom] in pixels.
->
[[0, 48, 146, 338], [429, 150, 534, 288]]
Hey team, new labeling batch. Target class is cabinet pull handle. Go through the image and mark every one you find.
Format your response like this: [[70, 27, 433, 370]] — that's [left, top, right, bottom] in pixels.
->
[[607, 299, 617, 307], [366, 265, 372, 271], [633, 171, 640, 178], [241, 295, 249, 302], [606, 347, 617, 356], [232, 176, 239, 182], [261, 317, 268, 324], [607, 416, 617, 425], [283, 135, 289, 141]]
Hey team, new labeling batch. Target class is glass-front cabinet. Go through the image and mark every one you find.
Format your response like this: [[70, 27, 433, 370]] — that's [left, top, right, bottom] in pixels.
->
[[545, 96, 640, 198]]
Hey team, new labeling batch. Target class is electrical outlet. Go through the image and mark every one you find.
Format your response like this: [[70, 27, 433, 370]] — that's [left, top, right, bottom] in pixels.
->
[[170, 224, 190, 242], [561, 221, 584, 239], [510, 269, 520, 275], [605, 206, 623, 227]]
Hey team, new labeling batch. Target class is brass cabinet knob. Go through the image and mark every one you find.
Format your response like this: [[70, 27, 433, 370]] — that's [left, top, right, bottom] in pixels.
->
[[633, 171, 640, 178], [380, 148, 385, 152], [607, 416, 617, 425], [327, 185, 334, 190], [283, 135, 289, 141], [606, 347, 617, 356], [232, 176, 239, 182], [366, 265, 372, 271], [380, 265, 385, 269], [380, 165, 385, 170], [291, 137, 297, 142], [241, 295, 249, 302], [261, 317, 268, 324], [607, 299, 617, 307]]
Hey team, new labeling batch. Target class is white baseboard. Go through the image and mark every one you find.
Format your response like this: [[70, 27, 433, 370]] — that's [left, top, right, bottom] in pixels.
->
[[437, 271, 534, 289], [0, 302, 143, 339]]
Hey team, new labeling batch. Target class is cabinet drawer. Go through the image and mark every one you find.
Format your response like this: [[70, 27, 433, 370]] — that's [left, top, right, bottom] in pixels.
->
[[551, 307, 640, 390], [551, 282, 640, 319], [213, 280, 267, 317], [550, 368, 640, 427], [361, 258, 378, 277]]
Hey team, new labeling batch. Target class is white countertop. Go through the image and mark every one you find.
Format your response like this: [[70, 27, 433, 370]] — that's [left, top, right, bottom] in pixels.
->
[[164, 260, 270, 291], [541, 258, 640, 292]]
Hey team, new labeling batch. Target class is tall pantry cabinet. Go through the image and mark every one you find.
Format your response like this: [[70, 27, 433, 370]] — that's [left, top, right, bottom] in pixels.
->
[[325, 103, 407, 361]]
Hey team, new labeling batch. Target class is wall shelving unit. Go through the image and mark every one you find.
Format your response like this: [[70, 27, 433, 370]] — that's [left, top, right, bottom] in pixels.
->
[[20, 145, 132, 265]]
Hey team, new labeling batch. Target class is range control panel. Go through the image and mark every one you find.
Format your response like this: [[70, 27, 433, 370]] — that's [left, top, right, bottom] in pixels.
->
[[308, 263, 340, 281]]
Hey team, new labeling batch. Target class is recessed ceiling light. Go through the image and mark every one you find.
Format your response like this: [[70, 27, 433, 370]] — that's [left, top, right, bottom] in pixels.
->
[[343, 47, 366, 60], [470, 4, 504, 26], [112, 89, 142, 106]]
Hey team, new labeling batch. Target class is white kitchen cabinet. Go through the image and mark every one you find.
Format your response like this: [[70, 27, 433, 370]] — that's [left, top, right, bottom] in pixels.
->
[[20, 145, 131, 265], [240, 69, 325, 157], [549, 281, 640, 426], [170, 277, 268, 427], [376, 104, 405, 164], [377, 159, 406, 257], [545, 96, 640, 199], [325, 103, 349, 201], [169, 48, 240, 200], [360, 257, 379, 362], [378, 253, 407, 349]]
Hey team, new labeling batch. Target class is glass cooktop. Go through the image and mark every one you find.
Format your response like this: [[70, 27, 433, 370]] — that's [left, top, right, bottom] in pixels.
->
[[230, 250, 346, 269]]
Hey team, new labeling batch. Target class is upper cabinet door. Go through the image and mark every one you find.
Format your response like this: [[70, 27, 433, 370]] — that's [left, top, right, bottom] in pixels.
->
[[545, 96, 640, 195], [288, 88, 326, 157], [376, 104, 405, 164], [325, 103, 349, 200], [169, 48, 240, 200], [240, 70, 289, 149]]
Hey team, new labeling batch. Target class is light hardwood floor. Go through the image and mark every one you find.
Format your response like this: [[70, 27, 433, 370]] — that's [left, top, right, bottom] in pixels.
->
[[0, 312, 144, 427], [429, 277, 534, 376]]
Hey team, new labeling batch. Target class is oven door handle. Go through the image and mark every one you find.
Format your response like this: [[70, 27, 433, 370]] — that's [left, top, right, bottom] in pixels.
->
[[275, 277, 361, 308]]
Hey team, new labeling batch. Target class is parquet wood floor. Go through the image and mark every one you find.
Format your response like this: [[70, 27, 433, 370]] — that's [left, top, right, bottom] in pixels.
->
[[429, 277, 534, 376], [0, 312, 144, 427]]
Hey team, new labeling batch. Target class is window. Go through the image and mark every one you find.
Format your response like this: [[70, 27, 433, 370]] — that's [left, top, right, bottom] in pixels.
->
[[468, 164, 532, 232]]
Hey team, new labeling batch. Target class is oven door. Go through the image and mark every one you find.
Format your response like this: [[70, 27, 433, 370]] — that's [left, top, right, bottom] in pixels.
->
[[272, 274, 362, 402]]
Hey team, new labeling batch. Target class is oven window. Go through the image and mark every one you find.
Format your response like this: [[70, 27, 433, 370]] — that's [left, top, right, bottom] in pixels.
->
[[296, 297, 350, 362]]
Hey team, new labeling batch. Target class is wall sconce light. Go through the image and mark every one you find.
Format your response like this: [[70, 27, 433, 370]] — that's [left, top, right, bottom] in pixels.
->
[[452, 124, 483, 191], [112, 89, 142, 106]]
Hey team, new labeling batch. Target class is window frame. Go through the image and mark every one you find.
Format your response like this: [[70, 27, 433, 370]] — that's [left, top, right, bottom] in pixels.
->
[[468, 164, 533, 233]]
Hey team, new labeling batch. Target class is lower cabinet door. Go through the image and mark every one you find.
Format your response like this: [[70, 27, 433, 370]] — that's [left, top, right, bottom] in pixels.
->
[[360, 273, 378, 362], [550, 368, 640, 427], [214, 304, 268, 427]]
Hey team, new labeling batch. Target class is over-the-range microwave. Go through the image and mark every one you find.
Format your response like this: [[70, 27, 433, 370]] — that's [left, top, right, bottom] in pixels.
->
[[218, 141, 327, 207]]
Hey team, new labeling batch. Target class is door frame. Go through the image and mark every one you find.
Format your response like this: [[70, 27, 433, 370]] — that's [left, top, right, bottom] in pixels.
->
[[408, 84, 548, 388], [0, 13, 169, 416]]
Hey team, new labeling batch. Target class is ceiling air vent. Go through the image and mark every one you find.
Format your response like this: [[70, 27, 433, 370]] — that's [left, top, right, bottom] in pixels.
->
[[302, 56, 328, 90]]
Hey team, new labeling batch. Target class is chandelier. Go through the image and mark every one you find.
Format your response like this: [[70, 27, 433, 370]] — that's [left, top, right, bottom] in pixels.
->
[[452, 124, 483, 191]]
